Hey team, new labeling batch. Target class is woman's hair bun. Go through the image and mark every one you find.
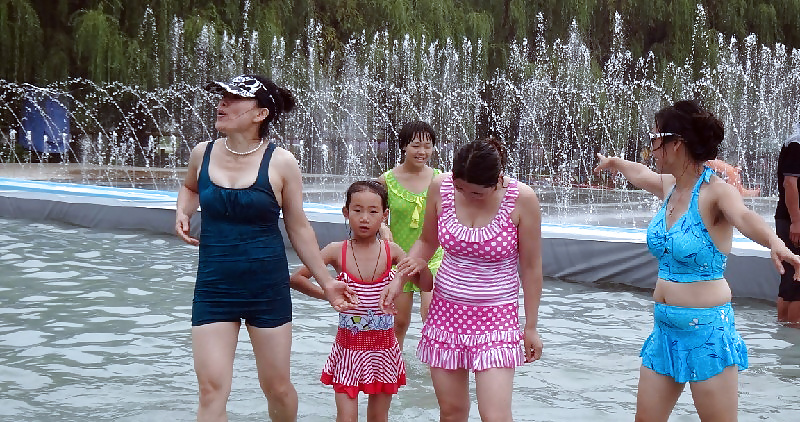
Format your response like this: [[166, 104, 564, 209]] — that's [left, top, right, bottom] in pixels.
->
[[657, 100, 724, 162], [277, 87, 295, 113], [483, 135, 508, 171]]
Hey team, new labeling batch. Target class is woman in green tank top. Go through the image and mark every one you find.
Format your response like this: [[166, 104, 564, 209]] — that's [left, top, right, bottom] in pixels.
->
[[377, 121, 444, 350]]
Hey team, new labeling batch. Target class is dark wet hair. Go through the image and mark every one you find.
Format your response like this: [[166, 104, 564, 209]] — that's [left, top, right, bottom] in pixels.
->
[[452, 136, 507, 187], [398, 121, 437, 151], [248, 74, 296, 139], [654, 100, 724, 162], [345, 180, 389, 210]]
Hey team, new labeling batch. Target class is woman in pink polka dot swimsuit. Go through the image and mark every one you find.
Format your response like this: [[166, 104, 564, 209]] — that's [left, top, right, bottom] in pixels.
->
[[383, 136, 544, 421]]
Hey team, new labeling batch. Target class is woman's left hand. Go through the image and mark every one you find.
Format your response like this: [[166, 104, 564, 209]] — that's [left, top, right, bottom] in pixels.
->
[[323, 280, 360, 312], [523, 326, 543, 363]]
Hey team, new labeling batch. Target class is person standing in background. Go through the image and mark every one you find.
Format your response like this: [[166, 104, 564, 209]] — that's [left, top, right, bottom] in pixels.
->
[[776, 123, 800, 324], [377, 121, 444, 350]]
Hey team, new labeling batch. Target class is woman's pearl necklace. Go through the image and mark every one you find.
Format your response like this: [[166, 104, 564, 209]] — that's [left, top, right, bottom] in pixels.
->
[[224, 138, 264, 156]]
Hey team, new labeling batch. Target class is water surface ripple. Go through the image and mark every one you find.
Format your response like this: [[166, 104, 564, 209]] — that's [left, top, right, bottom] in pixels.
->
[[0, 218, 797, 421]]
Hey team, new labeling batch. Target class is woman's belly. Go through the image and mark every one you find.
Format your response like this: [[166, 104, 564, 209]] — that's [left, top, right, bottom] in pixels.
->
[[653, 278, 732, 307]]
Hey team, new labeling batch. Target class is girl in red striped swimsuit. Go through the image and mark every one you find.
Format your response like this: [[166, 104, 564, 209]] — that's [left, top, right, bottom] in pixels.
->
[[291, 180, 432, 422]]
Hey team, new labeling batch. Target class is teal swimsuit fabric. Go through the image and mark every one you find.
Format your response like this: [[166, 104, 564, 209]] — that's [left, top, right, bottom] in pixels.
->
[[646, 166, 726, 282], [192, 141, 292, 328], [642, 166, 747, 382], [640, 303, 748, 383]]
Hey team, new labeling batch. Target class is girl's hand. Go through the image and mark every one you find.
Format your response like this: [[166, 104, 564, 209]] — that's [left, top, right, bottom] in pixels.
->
[[395, 257, 428, 277], [175, 213, 199, 246], [323, 280, 360, 312], [593, 153, 616, 175], [523, 326, 543, 363], [379, 279, 404, 314], [771, 240, 800, 282]]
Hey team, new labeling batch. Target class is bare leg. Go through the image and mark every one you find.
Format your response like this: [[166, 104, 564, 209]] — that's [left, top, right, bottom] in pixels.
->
[[778, 297, 788, 321], [420, 290, 433, 322], [366, 393, 393, 422], [430, 367, 470, 422], [634, 366, 684, 422], [193, 322, 240, 422], [334, 392, 358, 422], [475, 368, 514, 422], [247, 323, 298, 422], [778, 298, 800, 325], [689, 366, 738, 422], [393, 291, 414, 350]]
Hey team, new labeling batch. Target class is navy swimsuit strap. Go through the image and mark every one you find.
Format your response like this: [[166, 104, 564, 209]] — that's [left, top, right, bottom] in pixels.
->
[[254, 142, 276, 188], [198, 140, 215, 186], [198, 140, 275, 189]]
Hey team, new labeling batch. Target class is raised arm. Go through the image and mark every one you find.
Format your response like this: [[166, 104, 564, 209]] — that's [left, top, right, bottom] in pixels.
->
[[714, 182, 800, 280], [276, 149, 359, 311], [594, 153, 672, 199], [175, 142, 207, 246], [516, 183, 544, 363]]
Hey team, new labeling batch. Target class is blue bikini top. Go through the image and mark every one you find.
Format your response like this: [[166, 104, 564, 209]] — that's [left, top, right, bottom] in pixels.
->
[[646, 166, 727, 282]]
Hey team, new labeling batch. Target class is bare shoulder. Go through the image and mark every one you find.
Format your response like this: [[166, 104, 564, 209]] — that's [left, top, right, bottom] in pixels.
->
[[271, 145, 299, 166], [321, 241, 343, 260], [185, 141, 212, 171], [705, 174, 740, 200], [387, 241, 406, 261], [322, 241, 343, 253], [430, 172, 448, 188], [190, 140, 211, 156], [514, 180, 541, 208]]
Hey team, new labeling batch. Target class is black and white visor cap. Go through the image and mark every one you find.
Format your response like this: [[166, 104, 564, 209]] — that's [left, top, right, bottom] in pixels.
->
[[204, 75, 265, 98]]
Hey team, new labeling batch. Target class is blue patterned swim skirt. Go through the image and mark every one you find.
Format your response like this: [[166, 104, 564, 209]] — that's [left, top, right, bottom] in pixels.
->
[[640, 302, 748, 383]]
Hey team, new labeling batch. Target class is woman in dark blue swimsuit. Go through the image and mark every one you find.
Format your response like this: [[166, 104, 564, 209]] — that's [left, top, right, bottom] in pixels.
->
[[175, 75, 358, 421], [595, 100, 800, 421]]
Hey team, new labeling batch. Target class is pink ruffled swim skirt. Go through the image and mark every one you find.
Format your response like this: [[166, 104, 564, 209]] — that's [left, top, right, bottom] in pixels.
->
[[417, 295, 524, 371]]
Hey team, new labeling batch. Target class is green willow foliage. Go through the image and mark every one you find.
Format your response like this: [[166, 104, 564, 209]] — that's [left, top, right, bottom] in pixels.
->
[[1, 0, 800, 86]]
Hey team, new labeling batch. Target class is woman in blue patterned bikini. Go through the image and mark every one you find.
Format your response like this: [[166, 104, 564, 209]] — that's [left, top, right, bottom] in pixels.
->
[[595, 100, 800, 421]]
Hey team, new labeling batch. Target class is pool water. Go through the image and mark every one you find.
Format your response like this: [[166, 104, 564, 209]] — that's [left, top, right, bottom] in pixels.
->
[[0, 218, 798, 421]]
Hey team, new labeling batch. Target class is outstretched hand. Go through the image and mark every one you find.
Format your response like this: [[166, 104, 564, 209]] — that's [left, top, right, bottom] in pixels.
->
[[771, 241, 800, 282], [323, 280, 360, 312], [593, 152, 616, 175]]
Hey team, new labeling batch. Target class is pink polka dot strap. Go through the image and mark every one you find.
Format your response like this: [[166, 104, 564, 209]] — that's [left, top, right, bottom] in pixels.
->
[[439, 173, 519, 244]]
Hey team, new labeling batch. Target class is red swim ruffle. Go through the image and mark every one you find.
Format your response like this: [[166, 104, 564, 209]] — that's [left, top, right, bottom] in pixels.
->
[[320, 373, 407, 399]]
